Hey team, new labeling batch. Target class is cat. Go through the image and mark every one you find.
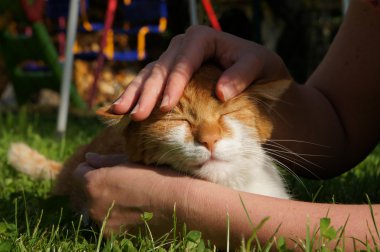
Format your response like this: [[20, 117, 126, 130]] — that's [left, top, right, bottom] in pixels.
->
[[8, 63, 291, 210]]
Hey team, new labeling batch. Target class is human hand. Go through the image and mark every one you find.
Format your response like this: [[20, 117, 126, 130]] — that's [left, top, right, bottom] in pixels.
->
[[73, 153, 190, 236], [112, 25, 291, 121]]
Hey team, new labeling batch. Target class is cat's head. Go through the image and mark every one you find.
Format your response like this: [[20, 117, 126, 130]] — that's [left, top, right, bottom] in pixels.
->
[[98, 64, 291, 187]]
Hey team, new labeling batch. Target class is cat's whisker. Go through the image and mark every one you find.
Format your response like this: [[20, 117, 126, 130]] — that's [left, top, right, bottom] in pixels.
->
[[263, 148, 321, 179], [264, 157, 313, 197], [263, 147, 315, 169], [263, 141, 327, 169], [248, 96, 273, 111], [154, 146, 187, 166], [267, 139, 329, 148], [266, 158, 310, 194], [258, 97, 292, 123], [263, 142, 329, 158]]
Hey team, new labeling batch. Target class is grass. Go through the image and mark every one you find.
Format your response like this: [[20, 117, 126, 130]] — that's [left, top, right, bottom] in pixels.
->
[[0, 108, 216, 251], [0, 108, 379, 251]]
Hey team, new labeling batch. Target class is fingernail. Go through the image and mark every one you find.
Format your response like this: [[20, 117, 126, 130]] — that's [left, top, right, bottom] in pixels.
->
[[160, 95, 170, 109], [220, 85, 234, 101], [130, 103, 140, 114], [113, 97, 122, 105]]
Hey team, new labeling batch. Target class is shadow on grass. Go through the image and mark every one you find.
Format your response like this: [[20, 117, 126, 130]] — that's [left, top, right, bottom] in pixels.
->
[[288, 145, 380, 204], [0, 190, 100, 244]]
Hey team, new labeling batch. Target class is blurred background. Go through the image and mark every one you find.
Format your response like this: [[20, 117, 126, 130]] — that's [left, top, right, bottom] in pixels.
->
[[0, 0, 343, 111]]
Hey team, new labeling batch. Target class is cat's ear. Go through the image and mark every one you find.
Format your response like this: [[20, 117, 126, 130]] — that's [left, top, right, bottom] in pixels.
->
[[96, 105, 131, 127], [249, 79, 292, 104]]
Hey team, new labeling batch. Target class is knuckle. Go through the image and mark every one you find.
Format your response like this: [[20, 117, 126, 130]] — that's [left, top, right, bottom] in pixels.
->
[[150, 62, 167, 77], [172, 55, 194, 76], [83, 170, 104, 197], [125, 81, 140, 93], [185, 25, 212, 36], [128, 78, 143, 89], [170, 34, 184, 44], [144, 61, 156, 70], [248, 55, 264, 71], [133, 62, 154, 79], [185, 25, 201, 34], [145, 82, 162, 96], [84, 182, 97, 199]]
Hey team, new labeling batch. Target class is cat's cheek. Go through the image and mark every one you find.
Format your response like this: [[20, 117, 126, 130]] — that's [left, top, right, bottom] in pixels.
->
[[161, 124, 208, 169], [214, 117, 247, 159], [213, 139, 237, 161]]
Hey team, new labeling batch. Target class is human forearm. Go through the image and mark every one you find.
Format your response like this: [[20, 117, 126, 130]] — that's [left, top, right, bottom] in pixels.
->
[[77, 154, 380, 250], [173, 178, 380, 250]]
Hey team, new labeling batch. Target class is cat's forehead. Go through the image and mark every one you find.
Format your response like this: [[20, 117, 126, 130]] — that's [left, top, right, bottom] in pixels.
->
[[171, 64, 254, 119], [189, 65, 224, 97], [175, 68, 222, 118]]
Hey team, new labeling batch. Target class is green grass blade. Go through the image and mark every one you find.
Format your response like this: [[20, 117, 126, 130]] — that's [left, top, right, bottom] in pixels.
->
[[366, 194, 380, 242], [238, 194, 253, 228], [22, 190, 30, 237], [334, 214, 349, 250], [226, 212, 230, 252], [97, 201, 115, 252]]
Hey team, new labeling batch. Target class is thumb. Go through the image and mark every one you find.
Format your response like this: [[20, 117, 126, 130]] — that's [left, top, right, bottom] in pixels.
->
[[73, 162, 96, 183], [85, 152, 129, 168]]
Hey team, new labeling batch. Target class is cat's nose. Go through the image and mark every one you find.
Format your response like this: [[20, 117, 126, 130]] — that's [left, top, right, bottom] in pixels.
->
[[199, 133, 221, 152], [196, 122, 222, 152]]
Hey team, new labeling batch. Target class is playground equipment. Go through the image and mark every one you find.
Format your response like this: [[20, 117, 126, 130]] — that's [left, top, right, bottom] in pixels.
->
[[57, 0, 168, 133], [188, 0, 221, 31], [0, 0, 84, 108], [201, 0, 222, 31], [0, 0, 168, 134], [69, 0, 168, 106], [84, 0, 118, 108], [65, 0, 168, 63], [57, 0, 80, 136]]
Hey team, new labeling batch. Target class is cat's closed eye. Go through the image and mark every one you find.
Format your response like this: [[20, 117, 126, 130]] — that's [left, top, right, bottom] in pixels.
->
[[220, 106, 251, 119], [163, 113, 195, 125]]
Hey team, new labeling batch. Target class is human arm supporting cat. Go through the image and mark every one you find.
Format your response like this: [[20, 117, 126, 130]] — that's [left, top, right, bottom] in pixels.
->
[[78, 153, 380, 250], [75, 0, 380, 250]]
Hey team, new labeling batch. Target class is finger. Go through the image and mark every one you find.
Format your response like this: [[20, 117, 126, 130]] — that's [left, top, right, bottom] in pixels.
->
[[216, 54, 263, 101], [129, 60, 174, 120], [73, 162, 95, 183], [85, 152, 129, 168], [128, 35, 184, 120], [160, 26, 218, 111], [112, 63, 154, 114]]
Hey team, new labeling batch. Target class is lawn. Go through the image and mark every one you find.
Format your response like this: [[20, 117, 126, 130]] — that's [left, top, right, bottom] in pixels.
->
[[0, 108, 379, 251]]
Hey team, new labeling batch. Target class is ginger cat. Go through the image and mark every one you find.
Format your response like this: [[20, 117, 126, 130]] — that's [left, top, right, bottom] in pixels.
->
[[8, 64, 291, 211]]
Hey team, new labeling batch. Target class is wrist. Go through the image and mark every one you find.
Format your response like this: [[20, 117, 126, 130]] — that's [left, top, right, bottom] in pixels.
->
[[148, 170, 195, 227]]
